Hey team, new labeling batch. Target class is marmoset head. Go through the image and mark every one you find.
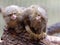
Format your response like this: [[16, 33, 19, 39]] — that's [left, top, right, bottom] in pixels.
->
[[0, 5, 23, 28], [23, 5, 48, 34]]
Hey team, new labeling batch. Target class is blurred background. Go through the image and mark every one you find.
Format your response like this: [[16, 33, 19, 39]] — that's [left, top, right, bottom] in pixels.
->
[[0, 0, 60, 38]]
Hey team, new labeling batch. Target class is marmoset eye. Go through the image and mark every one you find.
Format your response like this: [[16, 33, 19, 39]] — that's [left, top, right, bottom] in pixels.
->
[[8, 14, 12, 16]]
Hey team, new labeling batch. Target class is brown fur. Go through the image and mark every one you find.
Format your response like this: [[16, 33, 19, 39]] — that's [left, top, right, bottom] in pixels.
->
[[21, 5, 47, 40], [0, 5, 59, 45], [0, 5, 24, 37]]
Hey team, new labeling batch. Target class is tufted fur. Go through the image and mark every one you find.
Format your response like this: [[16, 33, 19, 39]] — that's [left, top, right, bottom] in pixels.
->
[[0, 5, 60, 45]]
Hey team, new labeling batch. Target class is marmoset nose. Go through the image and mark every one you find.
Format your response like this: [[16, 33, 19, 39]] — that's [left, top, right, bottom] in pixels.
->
[[36, 16, 41, 22], [11, 15, 17, 20]]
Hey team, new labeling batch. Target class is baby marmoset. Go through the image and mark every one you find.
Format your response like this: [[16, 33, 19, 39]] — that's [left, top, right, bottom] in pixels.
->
[[0, 5, 24, 38], [22, 5, 48, 40]]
